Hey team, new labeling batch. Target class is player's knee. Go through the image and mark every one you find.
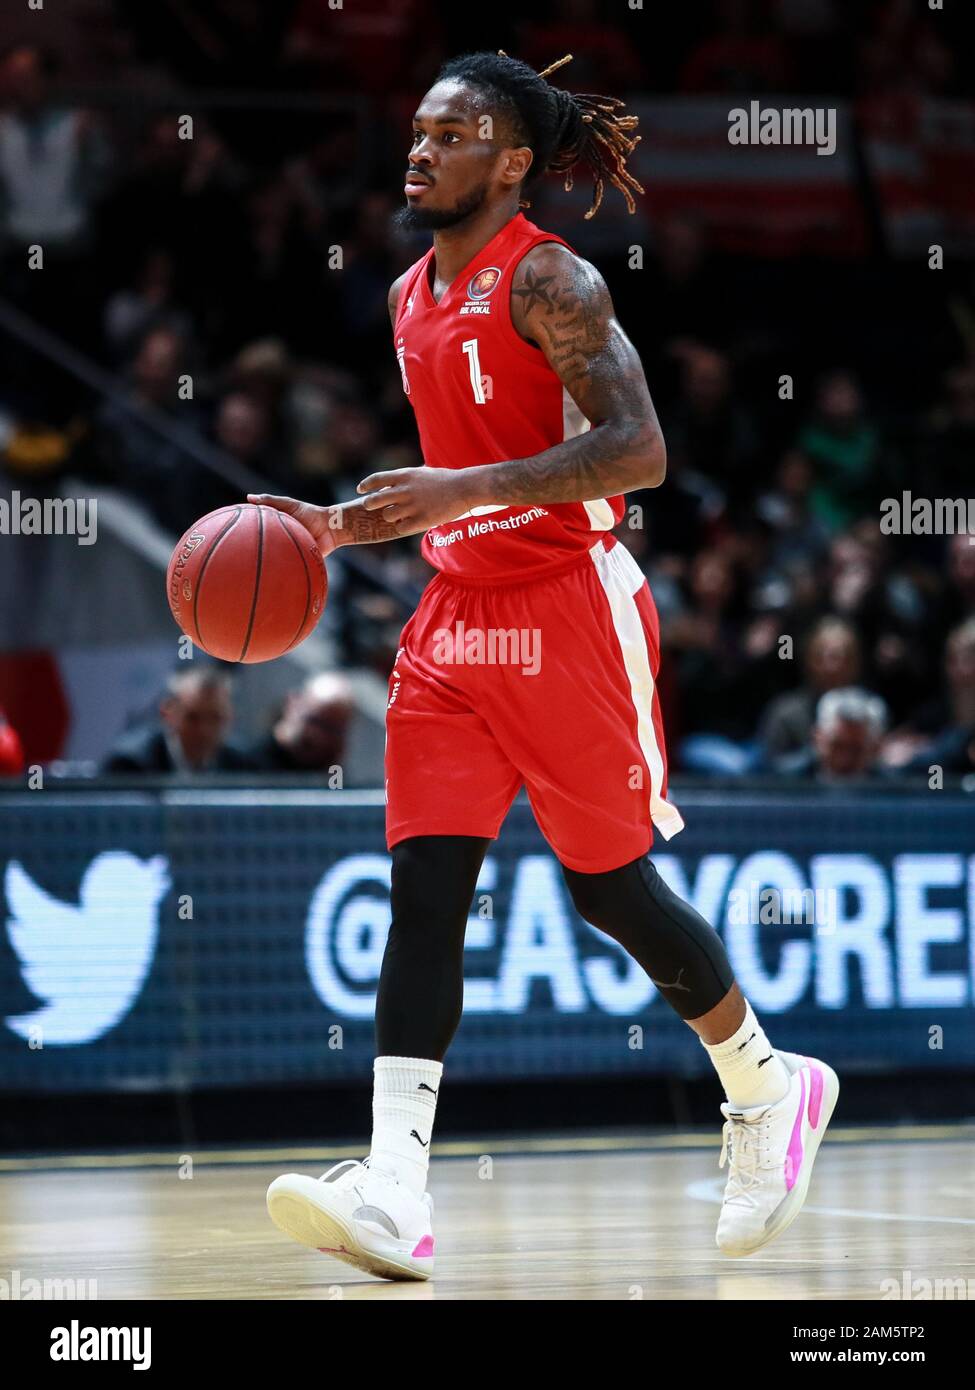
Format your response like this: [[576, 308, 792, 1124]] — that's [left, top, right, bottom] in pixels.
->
[[561, 862, 636, 935], [389, 835, 485, 938]]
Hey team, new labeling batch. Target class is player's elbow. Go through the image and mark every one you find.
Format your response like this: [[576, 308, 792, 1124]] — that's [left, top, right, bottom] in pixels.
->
[[632, 428, 666, 489]]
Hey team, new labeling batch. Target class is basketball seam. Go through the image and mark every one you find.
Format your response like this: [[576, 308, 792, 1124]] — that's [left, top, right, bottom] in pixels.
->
[[274, 510, 314, 654], [192, 508, 242, 649], [238, 505, 265, 662]]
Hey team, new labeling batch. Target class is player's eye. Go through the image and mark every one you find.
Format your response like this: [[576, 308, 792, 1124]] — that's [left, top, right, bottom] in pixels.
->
[[442, 132, 460, 144]]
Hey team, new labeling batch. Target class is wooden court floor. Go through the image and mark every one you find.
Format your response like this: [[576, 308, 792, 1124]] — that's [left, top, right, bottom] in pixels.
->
[[2, 1128, 973, 1300]]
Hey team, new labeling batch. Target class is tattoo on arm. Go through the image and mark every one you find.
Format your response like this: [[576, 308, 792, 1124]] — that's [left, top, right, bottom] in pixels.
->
[[484, 246, 664, 506], [329, 499, 424, 546], [511, 266, 558, 315]]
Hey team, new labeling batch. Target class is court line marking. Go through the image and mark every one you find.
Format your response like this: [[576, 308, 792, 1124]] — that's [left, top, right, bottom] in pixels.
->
[[685, 1175, 975, 1226], [0, 1124, 972, 1174]]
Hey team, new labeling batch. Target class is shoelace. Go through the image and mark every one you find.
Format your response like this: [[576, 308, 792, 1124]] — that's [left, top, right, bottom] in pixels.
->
[[718, 1114, 771, 1207]]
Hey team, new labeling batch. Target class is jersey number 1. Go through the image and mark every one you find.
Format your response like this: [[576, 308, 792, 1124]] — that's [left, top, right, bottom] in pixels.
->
[[462, 339, 487, 405]]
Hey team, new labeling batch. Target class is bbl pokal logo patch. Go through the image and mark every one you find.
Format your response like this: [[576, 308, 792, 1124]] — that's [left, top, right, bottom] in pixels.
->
[[467, 267, 501, 300]]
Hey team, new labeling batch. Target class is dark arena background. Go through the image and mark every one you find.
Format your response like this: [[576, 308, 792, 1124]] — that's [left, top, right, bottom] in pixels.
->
[[0, 0, 973, 1338]]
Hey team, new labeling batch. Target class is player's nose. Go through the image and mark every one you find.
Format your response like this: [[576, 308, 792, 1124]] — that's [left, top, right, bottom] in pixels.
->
[[409, 139, 436, 166]]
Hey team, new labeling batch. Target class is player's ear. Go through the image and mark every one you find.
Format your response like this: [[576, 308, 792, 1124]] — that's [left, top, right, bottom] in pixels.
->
[[500, 145, 533, 189]]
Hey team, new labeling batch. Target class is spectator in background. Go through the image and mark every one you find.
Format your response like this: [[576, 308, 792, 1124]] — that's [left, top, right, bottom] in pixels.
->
[[0, 706, 24, 775], [797, 370, 881, 531], [665, 343, 758, 496], [0, 45, 111, 259], [632, 439, 727, 617], [225, 173, 334, 353], [246, 671, 355, 776], [938, 531, 975, 631], [103, 669, 253, 774], [96, 323, 203, 530], [222, 336, 329, 497], [191, 388, 284, 518], [334, 192, 403, 364], [213, 391, 275, 476], [887, 618, 975, 775], [103, 248, 193, 364], [825, 521, 928, 722], [755, 448, 832, 569], [757, 616, 861, 766], [777, 686, 888, 782], [0, 43, 112, 412], [666, 546, 754, 752], [99, 113, 247, 358], [920, 360, 975, 502]]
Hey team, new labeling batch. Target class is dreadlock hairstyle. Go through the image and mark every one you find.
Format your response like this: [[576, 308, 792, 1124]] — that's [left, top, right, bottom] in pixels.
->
[[434, 50, 644, 220]]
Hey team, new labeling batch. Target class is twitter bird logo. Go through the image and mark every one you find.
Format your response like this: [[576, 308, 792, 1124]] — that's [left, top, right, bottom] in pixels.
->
[[4, 853, 170, 1045]]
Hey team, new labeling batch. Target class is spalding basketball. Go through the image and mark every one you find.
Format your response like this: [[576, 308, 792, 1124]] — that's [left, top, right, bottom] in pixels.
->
[[166, 504, 327, 662]]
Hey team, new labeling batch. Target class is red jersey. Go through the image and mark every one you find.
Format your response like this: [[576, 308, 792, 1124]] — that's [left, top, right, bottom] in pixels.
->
[[392, 213, 625, 581]]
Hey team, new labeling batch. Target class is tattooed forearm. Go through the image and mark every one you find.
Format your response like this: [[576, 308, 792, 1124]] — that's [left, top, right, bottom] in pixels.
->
[[480, 415, 661, 507], [469, 244, 665, 507]]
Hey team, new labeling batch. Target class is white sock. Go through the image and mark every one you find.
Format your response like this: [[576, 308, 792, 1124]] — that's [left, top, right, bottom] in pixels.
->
[[700, 1000, 791, 1109], [368, 1055, 442, 1197]]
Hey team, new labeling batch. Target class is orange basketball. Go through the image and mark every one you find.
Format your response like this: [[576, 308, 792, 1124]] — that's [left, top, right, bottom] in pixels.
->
[[166, 504, 327, 663]]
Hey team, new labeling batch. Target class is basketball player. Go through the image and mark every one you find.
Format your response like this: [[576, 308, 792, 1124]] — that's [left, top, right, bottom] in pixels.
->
[[255, 52, 838, 1280]]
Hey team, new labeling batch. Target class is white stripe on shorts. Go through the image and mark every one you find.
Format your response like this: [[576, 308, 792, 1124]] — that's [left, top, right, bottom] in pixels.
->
[[589, 539, 685, 841]]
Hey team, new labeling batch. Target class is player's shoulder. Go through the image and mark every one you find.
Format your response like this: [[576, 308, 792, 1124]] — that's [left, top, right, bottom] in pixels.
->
[[388, 269, 412, 327], [513, 239, 607, 289], [510, 240, 612, 332]]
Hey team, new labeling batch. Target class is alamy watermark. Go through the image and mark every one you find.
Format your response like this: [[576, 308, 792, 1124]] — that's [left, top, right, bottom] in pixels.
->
[[1, 1268, 98, 1299], [728, 101, 836, 156], [50, 1320, 150, 1370], [432, 621, 541, 676], [880, 493, 975, 538], [727, 883, 838, 934], [882, 1270, 975, 1300], [0, 491, 97, 545]]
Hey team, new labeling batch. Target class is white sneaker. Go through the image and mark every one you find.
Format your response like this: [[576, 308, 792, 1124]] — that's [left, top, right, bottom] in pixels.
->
[[266, 1158, 435, 1281], [715, 1050, 839, 1257]]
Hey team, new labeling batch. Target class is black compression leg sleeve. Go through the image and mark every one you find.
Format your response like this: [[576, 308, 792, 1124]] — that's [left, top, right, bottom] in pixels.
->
[[376, 835, 489, 1060], [562, 854, 735, 1020]]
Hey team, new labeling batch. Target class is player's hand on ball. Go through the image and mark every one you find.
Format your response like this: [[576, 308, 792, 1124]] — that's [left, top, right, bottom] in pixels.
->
[[356, 467, 474, 532], [247, 494, 342, 556]]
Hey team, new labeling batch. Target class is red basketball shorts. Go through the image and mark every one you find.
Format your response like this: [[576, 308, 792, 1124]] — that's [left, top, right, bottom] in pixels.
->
[[384, 536, 685, 873]]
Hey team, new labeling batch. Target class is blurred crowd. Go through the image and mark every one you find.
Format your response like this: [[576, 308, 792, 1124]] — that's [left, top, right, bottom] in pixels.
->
[[0, 0, 973, 783]]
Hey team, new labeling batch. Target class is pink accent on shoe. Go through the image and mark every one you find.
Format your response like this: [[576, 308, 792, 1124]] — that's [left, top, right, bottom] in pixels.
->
[[806, 1059, 824, 1129], [412, 1234, 434, 1258], [785, 1068, 806, 1191]]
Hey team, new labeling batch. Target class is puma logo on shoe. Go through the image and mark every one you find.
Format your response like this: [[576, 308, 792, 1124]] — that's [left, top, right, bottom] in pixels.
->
[[757, 1053, 775, 1068], [417, 1083, 438, 1096], [649, 967, 691, 993], [735, 1031, 756, 1053], [411, 1129, 429, 1148]]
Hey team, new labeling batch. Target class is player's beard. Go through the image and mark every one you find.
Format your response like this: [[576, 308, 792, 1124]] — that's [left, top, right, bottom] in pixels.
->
[[393, 179, 490, 233]]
